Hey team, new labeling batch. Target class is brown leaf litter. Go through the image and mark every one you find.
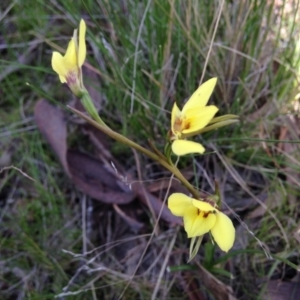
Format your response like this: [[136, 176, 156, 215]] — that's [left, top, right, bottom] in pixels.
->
[[34, 99, 181, 224]]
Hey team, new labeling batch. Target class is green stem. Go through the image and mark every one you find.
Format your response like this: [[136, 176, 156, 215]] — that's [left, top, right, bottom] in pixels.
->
[[68, 106, 200, 199], [80, 91, 107, 126]]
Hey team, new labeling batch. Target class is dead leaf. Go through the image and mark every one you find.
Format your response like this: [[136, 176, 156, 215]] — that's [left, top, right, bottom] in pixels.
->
[[82, 123, 125, 173], [265, 280, 300, 300], [34, 100, 70, 176], [67, 150, 134, 204], [194, 263, 237, 300], [113, 204, 144, 233], [34, 100, 135, 204], [179, 272, 206, 300], [131, 181, 182, 225], [35, 100, 182, 223], [81, 115, 182, 225]]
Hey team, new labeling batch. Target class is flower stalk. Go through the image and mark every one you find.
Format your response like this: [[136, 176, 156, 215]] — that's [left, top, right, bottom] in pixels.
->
[[68, 105, 200, 199], [80, 91, 107, 126]]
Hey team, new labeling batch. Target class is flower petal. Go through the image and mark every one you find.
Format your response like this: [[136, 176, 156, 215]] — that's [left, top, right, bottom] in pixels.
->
[[171, 102, 181, 135], [182, 105, 219, 135], [171, 140, 205, 156], [182, 78, 217, 112], [78, 19, 86, 67], [210, 211, 235, 252], [168, 193, 193, 217], [58, 74, 67, 83], [192, 199, 216, 211], [64, 39, 77, 67], [52, 51, 68, 81], [183, 208, 216, 238]]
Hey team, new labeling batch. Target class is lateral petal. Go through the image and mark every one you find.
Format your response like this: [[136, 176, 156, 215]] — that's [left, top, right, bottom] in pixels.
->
[[171, 102, 181, 135], [171, 140, 205, 156], [182, 105, 219, 134], [64, 39, 77, 67], [210, 212, 235, 252], [78, 19, 87, 67], [182, 78, 217, 112], [58, 74, 67, 83], [52, 52, 68, 79], [168, 193, 193, 217]]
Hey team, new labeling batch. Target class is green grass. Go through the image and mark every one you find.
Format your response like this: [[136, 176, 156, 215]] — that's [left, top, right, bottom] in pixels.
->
[[1, 0, 300, 299]]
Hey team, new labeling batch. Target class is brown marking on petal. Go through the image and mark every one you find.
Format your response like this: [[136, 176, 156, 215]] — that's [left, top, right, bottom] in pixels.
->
[[203, 211, 210, 218], [173, 117, 183, 132], [203, 210, 217, 218], [184, 121, 190, 130], [66, 70, 78, 86], [203, 198, 219, 210]]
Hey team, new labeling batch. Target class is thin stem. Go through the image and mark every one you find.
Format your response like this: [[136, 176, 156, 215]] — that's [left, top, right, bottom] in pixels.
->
[[81, 91, 107, 126], [68, 106, 199, 199]]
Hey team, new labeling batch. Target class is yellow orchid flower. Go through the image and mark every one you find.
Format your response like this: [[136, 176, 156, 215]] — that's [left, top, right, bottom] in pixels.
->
[[168, 193, 235, 252], [51, 19, 86, 96], [170, 78, 219, 156]]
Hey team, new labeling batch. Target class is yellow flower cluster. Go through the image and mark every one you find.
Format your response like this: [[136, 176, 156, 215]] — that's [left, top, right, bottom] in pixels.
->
[[168, 78, 236, 252], [51, 20, 236, 256], [168, 193, 235, 252]]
